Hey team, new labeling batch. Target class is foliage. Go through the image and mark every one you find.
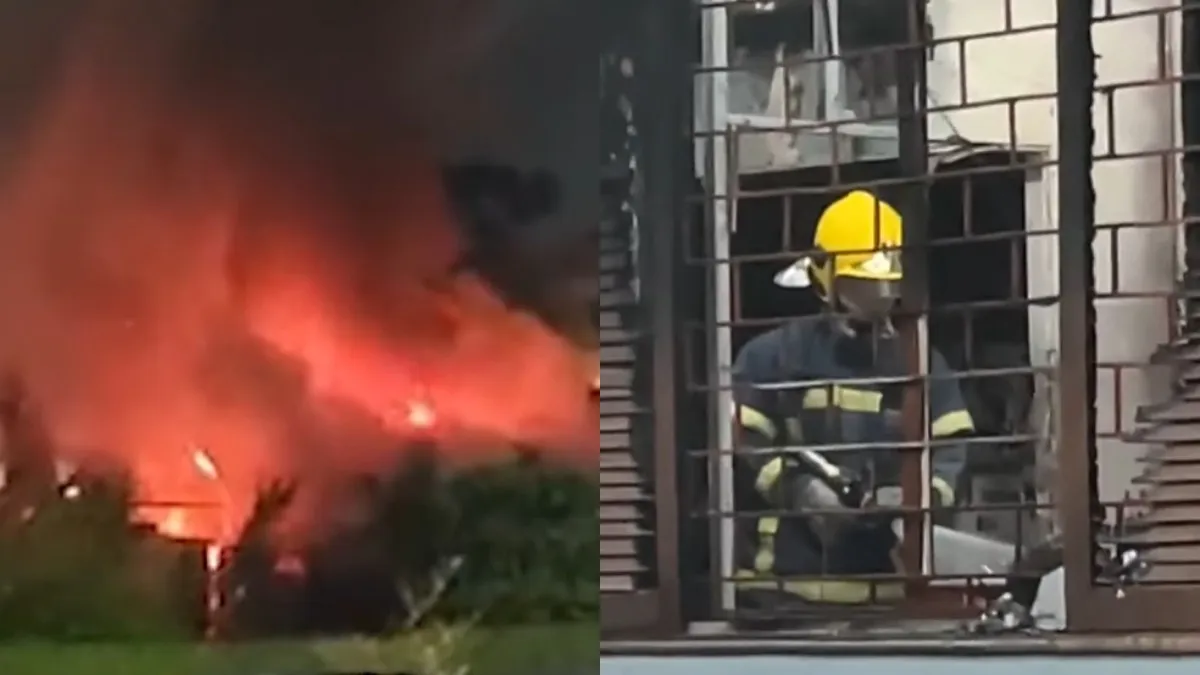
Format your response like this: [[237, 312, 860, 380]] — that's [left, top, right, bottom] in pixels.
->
[[438, 452, 599, 623], [0, 623, 599, 675], [0, 475, 194, 640], [0, 448, 599, 640], [329, 448, 599, 626]]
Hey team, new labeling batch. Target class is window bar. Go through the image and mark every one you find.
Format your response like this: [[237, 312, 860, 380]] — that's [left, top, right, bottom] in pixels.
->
[[813, 0, 845, 121], [698, 0, 738, 614]]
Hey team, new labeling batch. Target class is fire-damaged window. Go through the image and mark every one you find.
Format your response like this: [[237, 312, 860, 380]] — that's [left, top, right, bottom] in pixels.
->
[[833, 0, 933, 119], [727, 0, 932, 122], [728, 0, 814, 117]]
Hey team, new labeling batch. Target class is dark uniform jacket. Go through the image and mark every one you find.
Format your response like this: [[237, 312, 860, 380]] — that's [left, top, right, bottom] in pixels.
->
[[731, 316, 974, 603]]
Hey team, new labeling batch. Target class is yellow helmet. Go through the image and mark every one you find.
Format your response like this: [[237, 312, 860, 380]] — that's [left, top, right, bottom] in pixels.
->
[[811, 189, 903, 284], [776, 190, 904, 320]]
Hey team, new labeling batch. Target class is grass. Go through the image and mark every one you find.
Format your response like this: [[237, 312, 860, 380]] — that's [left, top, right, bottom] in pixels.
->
[[0, 623, 598, 675]]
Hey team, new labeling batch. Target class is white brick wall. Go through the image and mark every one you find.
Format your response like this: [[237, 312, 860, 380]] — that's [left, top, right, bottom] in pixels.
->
[[929, 0, 1181, 501]]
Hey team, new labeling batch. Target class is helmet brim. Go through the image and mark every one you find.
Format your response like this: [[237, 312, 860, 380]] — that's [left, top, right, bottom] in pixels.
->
[[838, 269, 903, 282], [773, 258, 813, 288], [774, 258, 904, 289]]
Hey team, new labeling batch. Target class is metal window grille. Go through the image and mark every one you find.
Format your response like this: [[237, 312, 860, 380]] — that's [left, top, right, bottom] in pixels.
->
[[631, 0, 1200, 635]]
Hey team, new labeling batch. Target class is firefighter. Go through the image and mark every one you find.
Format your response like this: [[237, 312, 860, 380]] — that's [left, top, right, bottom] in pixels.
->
[[732, 190, 975, 606]]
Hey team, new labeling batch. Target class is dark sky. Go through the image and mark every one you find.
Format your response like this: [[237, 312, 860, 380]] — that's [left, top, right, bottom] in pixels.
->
[[0, 0, 614, 243]]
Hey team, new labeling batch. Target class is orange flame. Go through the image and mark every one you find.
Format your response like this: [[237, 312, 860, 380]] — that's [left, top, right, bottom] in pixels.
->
[[0, 2, 597, 543]]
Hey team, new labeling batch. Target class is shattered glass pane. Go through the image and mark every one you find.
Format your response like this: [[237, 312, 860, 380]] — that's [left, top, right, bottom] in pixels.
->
[[728, 1, 815, 117], [836, 0, 904, 119]]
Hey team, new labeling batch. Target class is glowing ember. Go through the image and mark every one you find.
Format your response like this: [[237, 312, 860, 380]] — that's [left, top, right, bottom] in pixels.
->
[[204, 543, 222, 573], [274, 555, 306, 578], [191, 446, 220, 482], [406, 400, 436, 429], [204, 542, 223, 638], [160, 509, 189, 539]]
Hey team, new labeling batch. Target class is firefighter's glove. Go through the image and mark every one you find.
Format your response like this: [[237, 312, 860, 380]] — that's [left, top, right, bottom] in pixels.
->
[[792, 449, 866, 507]]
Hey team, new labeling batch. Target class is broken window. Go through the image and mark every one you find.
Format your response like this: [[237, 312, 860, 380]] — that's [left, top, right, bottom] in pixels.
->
[[725, 0, 931, 123], [728, 0, 815, 117], [835, 0, 930, 120]]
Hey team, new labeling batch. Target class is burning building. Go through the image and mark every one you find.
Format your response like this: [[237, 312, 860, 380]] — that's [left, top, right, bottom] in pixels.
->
[[0, 0, 601, 547]]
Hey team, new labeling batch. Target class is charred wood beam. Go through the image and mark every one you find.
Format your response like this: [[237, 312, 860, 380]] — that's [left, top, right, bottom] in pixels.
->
[[1054, 0, 1100, 621]]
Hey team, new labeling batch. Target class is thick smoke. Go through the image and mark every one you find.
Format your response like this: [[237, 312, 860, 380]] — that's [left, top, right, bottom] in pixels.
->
[[0, 0, 597, 541]]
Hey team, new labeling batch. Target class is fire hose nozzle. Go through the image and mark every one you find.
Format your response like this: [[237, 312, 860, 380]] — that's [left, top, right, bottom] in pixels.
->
[[793, 449, 864, 507]]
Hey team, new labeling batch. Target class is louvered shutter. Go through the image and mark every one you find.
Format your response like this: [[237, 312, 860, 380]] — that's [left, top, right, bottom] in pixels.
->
[[598, 46, 658, 631], [598, 212, 649, 596], [1124, 280, 1200, 581], [1122, 6, 1200, 578], [1110, 3, 1200, 588]]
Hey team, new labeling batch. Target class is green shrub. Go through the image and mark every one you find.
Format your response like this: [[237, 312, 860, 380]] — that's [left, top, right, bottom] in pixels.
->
[[370, 450, 599, 624], [0, 477, 194, 640], [440, 453, 599, 622], [0, 450, 599, 639]]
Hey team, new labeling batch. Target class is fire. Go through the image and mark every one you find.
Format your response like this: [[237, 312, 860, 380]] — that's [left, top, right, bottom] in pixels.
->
[[159, 509, 190, 540], [191, 447, 220, 482], [405, 401, 437, 430], [0, 2, 597, 544]]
